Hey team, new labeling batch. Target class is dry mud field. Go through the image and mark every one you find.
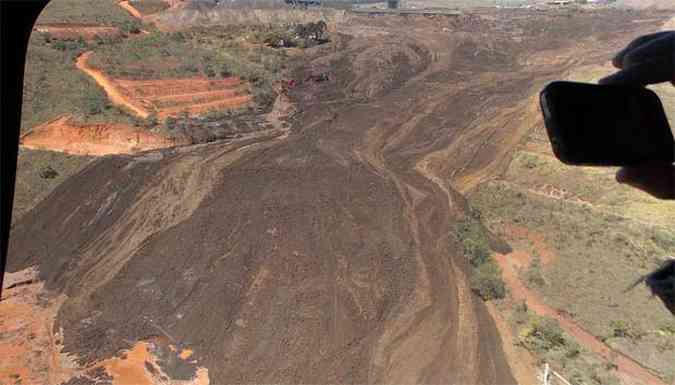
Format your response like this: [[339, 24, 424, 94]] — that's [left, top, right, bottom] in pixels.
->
[[5, 6, 675, 385]]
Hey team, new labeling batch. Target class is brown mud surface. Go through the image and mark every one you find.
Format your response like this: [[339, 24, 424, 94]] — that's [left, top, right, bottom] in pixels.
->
[[20, 116, 189, 156], [34, 23, 121, 40], [8, 8, 672, 385]]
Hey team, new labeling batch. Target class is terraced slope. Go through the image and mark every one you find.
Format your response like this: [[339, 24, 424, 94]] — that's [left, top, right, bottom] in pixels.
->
[[76, 51, 252, 120]]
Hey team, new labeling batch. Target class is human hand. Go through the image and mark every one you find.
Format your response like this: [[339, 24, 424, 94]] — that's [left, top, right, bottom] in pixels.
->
[[600, 31, 675, 86], [600, 32, 675, 199], [616, 161, 675, 200]]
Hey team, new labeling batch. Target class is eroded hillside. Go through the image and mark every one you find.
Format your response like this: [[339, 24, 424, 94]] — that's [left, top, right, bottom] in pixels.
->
[[6, 5, 675, 385]]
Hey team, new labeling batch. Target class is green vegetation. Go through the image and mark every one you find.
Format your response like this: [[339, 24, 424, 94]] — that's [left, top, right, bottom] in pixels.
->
[[512, 308, 620, 385], [37, 0, 136, 26], [519, 316, 567, 353], [22, 33, 133, 132], [128, 0, 170, 15], [608, 320, 643, 340], [470, 261, 506, 300], [525, 253, 546, 288], [457, 214, 505, 301]]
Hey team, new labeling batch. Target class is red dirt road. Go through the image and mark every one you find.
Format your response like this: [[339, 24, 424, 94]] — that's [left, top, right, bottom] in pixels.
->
[[76, 52, 151, 118], [118, 1, 143, 19], [494, 252, 666, 385]]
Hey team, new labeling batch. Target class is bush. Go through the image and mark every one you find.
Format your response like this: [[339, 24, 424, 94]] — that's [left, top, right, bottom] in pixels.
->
[[119, 20, 142, 35], [470, 260, 506, 300], [520, 317, 567, 353], [83, 85, 110, 115], [526, 254, 546, 287], [565, 340, 581, 358], [457, 219, 491, 267], [39, 166, 59, 179], [609, 320, 642, 340]]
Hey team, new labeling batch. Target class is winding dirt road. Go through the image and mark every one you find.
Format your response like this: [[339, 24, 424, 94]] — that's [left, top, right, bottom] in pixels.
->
[[76, 51, 151, 118], [118, 0, 143, 19]]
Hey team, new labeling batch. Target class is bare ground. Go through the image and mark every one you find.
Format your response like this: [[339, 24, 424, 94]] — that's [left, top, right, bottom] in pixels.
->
[[20, 115, 189, 156]]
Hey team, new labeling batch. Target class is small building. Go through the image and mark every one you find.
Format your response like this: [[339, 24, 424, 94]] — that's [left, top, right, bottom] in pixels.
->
[[387, 0, 399, 9]]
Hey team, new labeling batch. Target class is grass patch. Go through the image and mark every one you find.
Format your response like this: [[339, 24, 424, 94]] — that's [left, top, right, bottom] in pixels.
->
[[37, 0, 136, 26], [22, 33, 134, 132], [13, 149, 93, 223], [471, 181, 675, 379], [128, 0, 170, 16]]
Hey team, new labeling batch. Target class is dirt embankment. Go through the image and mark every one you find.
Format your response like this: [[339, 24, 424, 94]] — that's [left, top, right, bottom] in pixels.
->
[[7, 7, 671, 385], [115, 77, 252, 119], [20, 116, 189, 156]]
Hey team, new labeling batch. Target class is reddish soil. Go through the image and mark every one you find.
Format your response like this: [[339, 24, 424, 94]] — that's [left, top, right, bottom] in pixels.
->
[[101, 341, 209, 385], [119, 1, 144, 19], [34, 23, 121, 40], [501, 224, 558, 266], [116, 77, 252, 118], [20, 116, 188, 156], [0, 269, 74, 385], [494, 252, 666, 385]]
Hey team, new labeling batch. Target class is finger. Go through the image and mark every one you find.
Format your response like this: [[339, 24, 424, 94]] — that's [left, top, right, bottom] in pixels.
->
[[599, 59, 674, 86], [622, 33, 675, 68], [616, 162, 675, 200], [613, 31, 673, 68]]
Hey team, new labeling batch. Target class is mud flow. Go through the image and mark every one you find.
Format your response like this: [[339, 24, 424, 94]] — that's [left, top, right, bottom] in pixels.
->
[[6, 3, 675, 385]]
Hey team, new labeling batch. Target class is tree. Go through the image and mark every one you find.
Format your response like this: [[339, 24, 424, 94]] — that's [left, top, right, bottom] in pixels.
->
[[470, 261, 506, 300]]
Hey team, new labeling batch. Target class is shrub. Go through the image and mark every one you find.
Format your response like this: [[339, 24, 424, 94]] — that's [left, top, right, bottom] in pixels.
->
[[39, 166, 59, 179], [565, 340, 581, 358], [457, 219, 491, 267], [119, 20, 142, 35], [470, 260, 506, 300], [609, 320, 642, 340], [83, 85, 110, 115], [526, 254, 546, 287], [520, 317, 566, 352], [657, 339, 674, 353]]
